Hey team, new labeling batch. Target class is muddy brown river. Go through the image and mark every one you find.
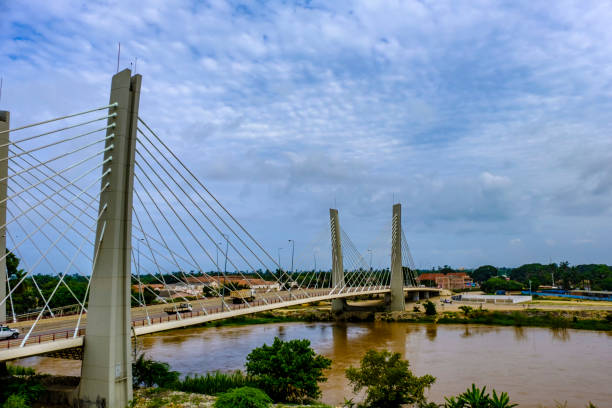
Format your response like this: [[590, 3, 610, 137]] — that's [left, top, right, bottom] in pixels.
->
[[17, 322, 612, 407]]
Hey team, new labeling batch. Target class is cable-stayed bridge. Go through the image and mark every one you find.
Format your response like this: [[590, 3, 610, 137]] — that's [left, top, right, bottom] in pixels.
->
[[0, 70, 439, 407]]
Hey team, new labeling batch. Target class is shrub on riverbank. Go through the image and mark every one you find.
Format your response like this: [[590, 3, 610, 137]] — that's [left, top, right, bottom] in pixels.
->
[[214, 387, 272, 408], [133, 354, 180, 388], [1, 364, 45, 408], [246, 337, 332, 403], [345, 349, 435, 408]]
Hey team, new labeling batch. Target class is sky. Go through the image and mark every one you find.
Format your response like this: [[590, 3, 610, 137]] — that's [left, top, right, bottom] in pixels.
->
[[1, 0, 612, 271]]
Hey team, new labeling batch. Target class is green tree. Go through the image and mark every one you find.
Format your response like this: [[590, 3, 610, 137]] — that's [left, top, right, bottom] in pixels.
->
[[345, 350, 435, 408], [245, 337, 331, 403], [480, 278, 523, 294], [471, 265, 498, 283], [132, 354, 179, 388], [423, 300, 437, 316]]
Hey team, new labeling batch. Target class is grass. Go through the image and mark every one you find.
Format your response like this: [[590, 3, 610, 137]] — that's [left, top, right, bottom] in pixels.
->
[[176, 370, 256, 395], [433, 310, 612, 331]]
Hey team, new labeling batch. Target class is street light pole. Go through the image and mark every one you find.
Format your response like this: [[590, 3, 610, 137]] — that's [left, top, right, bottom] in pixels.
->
[[137, 238, 150, 325], [368, 249, 372, 271], [529, 279, 532, 296], [288, 240, 295, 298], [222, 235, 229, 311]]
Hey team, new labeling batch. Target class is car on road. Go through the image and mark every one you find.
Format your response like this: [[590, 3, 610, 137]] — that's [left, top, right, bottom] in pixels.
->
[[0, 325, 19, 340]]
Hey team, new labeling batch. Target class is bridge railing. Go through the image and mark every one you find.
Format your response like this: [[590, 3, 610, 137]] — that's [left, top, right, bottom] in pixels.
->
[[0, 286, 390, 352], [0, 328, 86, 350]]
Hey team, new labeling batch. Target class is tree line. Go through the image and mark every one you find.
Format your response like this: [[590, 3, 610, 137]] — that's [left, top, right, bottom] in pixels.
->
[[418, 263, 612, 292]]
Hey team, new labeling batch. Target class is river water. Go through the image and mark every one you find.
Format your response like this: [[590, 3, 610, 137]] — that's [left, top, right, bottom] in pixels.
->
[[18, 322, 612, 407]]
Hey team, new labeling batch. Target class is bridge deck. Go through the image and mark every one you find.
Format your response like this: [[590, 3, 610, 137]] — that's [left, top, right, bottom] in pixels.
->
[[0, 287, 440, 362]]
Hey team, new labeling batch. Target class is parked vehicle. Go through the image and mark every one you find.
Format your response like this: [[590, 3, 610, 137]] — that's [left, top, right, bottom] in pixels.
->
[[163, 303, 192, 314], [230, 289, 256, 304], [0, 325, 19, 340]]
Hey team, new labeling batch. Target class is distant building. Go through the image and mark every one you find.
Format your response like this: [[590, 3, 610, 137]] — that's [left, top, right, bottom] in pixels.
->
[[416, 272, 473, 290]]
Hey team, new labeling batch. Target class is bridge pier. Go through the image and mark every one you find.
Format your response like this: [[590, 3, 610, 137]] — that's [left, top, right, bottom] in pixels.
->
[[0, 111, 8, 324], [329, 209, 346, 313], [388, 204, 405, 311], [78, 69, 141, 408], [422, 291, 429, 300]]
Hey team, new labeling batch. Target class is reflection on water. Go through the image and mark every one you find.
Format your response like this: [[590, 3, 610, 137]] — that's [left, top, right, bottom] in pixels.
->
[[17, 322, 611, 407]]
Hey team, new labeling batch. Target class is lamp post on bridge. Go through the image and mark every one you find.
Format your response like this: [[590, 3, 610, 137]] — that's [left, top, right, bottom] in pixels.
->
[[222, 234, 229, 311], [368, 249, 372, 271], [137, 238, 150, 325]]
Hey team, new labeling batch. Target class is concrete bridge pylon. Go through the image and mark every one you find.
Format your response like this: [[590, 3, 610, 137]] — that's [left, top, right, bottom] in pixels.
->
[[78, 69, 141, 408], [0, 111, 8, 324], [389, 203, 405, 311], [329, 208, 346, 313]]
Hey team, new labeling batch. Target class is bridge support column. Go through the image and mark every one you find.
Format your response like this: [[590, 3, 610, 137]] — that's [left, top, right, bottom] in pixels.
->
[[79, 69, 141, 408], [330, 209, 346, 313], [0, 111, 8, 324], [422, 291, 429, 300], [388, 204, 405, 311]]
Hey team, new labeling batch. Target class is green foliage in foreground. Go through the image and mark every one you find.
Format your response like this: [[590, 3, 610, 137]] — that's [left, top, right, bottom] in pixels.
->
[[345, 349, 435, 408], [132, 354, 180, 388], [177, 370, 256, 395], [246, 337, 332, 403], [214, 387, 272, 408], [2, 395, 29, 408], [443, 384, 518, 408], [0, 364, 44, 408]]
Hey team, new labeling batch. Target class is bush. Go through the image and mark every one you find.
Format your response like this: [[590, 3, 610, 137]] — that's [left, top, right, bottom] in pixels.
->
[[245, 337, 332, 402], [345, 349, 435, 408], [214, 387, 272, 408], [177, 371, 255, 395], [0, 364, 44, 407], [459, 305, 473, 316], [413, 305, 421, 312], [423, 300, 437, 316], [132, 354, 179, 388], [2, 395, 29, 408]]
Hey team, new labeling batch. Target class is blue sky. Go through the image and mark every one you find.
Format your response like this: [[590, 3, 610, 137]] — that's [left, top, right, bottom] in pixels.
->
[[1, 0, 612, 270]]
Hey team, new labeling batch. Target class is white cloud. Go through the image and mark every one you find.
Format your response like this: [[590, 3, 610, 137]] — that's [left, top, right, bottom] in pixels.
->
[[2, 1, 612, 268]]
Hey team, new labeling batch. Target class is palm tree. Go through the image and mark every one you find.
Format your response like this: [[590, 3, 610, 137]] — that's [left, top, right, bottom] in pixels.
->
[[490, 390, 518, 408], [459, 384, 490, 408]]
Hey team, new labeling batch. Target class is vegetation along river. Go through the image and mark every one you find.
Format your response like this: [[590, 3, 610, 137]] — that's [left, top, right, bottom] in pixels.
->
[[19, 322, 612, 407]]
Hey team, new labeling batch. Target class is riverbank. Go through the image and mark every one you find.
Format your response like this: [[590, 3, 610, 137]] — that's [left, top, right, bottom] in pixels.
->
[[197, 302, 612, 332], [132, 388, 331, 408]]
